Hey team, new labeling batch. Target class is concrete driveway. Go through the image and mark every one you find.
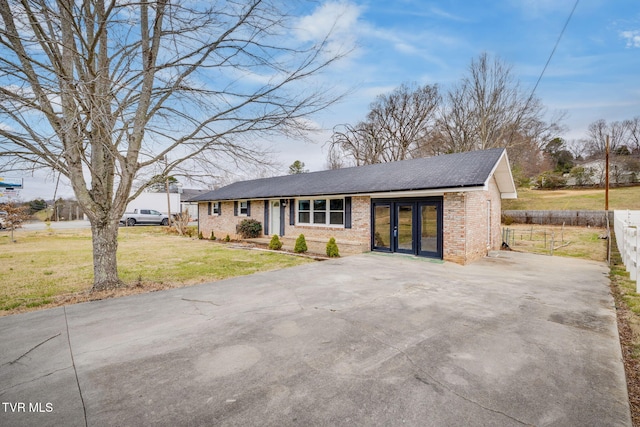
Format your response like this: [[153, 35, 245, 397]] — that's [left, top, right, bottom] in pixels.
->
[[0, 251, 631, 426]]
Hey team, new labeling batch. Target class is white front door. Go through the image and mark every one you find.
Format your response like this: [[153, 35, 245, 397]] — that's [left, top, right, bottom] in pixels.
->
[[270, 200, 281, 236]]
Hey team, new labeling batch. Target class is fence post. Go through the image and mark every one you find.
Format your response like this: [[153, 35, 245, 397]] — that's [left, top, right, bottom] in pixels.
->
[[636, 228, 639, 293], [630, 227, 638, 281]]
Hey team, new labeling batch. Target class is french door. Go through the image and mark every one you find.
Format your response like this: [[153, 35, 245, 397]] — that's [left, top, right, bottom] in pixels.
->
[[372, 198, 443, 259]]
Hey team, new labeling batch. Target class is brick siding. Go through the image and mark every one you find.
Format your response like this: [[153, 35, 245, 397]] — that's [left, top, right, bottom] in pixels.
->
[[198, 181, 502, 265], [442, 177, 502, 264], [198, 197, 371, 250]]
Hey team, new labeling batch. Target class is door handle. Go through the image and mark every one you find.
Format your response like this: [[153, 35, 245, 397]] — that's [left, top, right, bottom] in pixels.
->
[[393, 226, 398, 238]]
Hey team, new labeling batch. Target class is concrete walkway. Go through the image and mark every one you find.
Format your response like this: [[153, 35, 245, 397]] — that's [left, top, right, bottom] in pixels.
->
[[0, 251, 631, 426]]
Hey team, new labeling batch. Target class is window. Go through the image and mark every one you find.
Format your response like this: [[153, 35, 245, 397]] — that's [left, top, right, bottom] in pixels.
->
[[297, 198, 344, 226], [298, 200, 310, 223], [234, 200, 250, 216], [329, 199, 344, 225], [313, 199, 326, 224], [209, 202, 220, 215]]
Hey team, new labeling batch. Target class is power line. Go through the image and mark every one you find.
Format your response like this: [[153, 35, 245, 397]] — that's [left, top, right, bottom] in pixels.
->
[[510, 0, 579, 146], [528, 0, 580, 104]]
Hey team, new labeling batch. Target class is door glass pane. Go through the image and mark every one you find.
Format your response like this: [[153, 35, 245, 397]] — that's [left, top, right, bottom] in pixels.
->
[[421, 205, 438, 253], [374, 205, 390, 249], [398, 205, 413, 251]]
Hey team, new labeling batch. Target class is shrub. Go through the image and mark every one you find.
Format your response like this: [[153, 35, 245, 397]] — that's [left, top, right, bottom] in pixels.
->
[[326, 237, 339, 258], [172, 211, 191, 236], [501, 214, 514, 226], [269, 234, 283, 250], [536, 171, 566, 189], [198, 231, 203, 240], [185, 225, 197, 237], [237, 218, 262, 239], [224, 234, 231, 242], [570, 166, 591, 186], [210, 231, 216, 240], [294, 234, 308, 253]]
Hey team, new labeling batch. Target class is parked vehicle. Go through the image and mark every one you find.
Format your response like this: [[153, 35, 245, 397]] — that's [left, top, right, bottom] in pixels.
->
[[120, 209, 169, 226]]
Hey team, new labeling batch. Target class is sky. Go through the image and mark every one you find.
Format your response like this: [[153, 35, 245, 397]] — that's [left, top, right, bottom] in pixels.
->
[[6, 0, 640, 201]]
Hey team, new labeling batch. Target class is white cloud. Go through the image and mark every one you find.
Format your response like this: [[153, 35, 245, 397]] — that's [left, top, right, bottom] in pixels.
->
[[620, 30, 640, 48], [428, 6, 469, 23], [294, 1, 363, 57], [295, 1, 362, 42]]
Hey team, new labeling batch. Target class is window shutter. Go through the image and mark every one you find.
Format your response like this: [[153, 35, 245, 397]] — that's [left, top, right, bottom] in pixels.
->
[[263, 201, 269, 236], [218, 203, 222, 215], [345, 197, 352, 229], [234, 201, 238, 216], [289, 199, 295, 225], [208, 202, 211, 216], [246, 200, 251, 216]]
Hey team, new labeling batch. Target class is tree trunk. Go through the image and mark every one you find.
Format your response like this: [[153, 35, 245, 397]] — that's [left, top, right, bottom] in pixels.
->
[[90, 218, 123, 291]]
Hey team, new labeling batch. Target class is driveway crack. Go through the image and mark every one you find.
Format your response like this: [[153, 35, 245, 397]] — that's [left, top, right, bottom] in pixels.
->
[[1, 332, 61, 367], [181, 298, 220, 306], [0, 366, 73, 395]]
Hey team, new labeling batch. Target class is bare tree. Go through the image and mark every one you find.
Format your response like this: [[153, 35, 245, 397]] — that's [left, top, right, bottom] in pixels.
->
[[329, 54, 562, 177], [328, 83, 440, 165], [566, 138, 587, 160], [626, 116, 640, 153], [437, 53, 563, 152], [585, 119, 629, 156], [435, 53, 563, 176], [324, 146, 345, 170], [0, 0, 346, 290]]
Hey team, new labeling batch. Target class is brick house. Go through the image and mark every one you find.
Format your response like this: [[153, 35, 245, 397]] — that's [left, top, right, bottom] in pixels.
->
[[191, 148, 517, 264]]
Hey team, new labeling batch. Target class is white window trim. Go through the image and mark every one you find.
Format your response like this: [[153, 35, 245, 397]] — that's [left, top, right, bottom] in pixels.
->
[[211, 202, 220, 216], [239, 200, 248, 216], [296, 197, 345, 228]]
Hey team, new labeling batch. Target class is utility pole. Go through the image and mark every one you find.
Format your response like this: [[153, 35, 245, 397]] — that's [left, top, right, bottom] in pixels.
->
[[605, 135, 609, 211]]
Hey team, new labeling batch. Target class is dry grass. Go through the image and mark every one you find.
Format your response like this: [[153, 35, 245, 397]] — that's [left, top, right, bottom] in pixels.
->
[[501, 224, 607, 262], [609, 233, 640, 426], [0, 226, 312, 315], [503, 186, 640, 211]]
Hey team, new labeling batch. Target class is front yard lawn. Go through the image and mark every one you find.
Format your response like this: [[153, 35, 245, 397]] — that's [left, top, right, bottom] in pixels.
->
[[0, 226, 312, 315]]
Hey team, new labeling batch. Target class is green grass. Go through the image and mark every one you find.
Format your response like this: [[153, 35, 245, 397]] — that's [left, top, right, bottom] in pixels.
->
[[0, 227, 312, 314], [503, 186, 640, 211]]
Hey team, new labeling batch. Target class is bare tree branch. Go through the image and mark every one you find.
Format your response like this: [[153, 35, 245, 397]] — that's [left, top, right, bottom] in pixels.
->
[[0, 0, 347, 290]]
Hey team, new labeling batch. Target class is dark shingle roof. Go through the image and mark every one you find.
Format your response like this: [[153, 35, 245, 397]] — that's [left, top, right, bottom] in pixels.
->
[[190, 148, 507, 202]]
